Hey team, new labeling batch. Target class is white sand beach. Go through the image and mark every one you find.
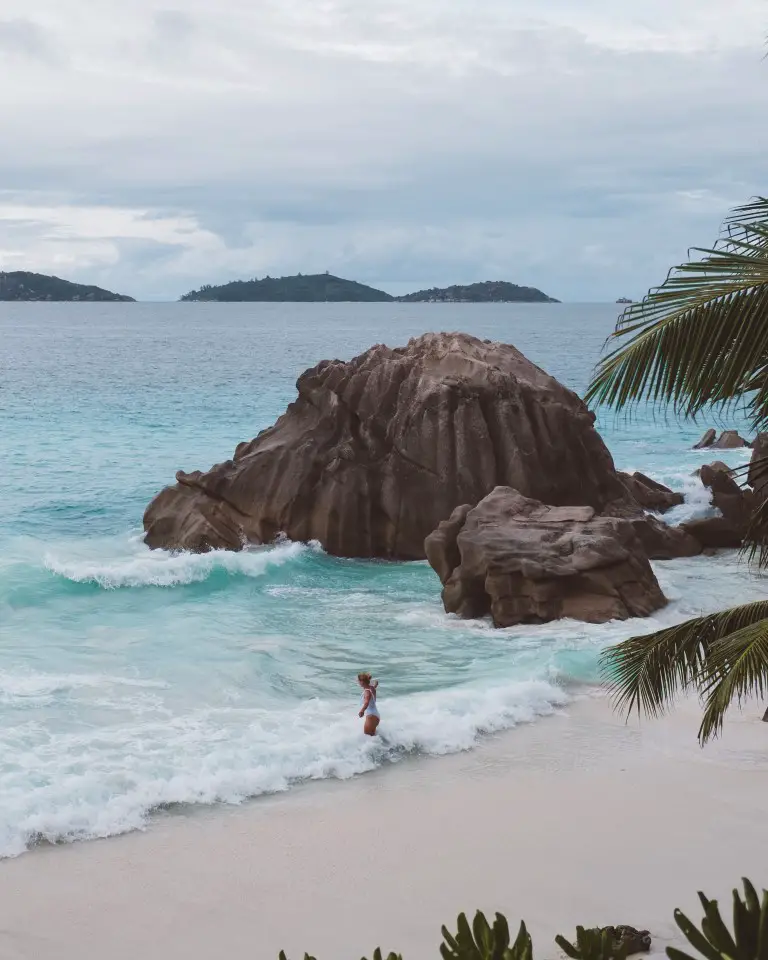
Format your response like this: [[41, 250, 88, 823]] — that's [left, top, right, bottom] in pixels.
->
[[1, 693, 766, 960]]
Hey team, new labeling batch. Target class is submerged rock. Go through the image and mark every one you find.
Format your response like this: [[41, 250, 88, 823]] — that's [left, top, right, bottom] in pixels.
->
[[143, 332, 631, 559], [681, 517, 745, 549], [629, 514, 702, 560], [711, 429, 751, 449], [693, 428, 717, 449], [700, 462, 754, 530], [618, 471, 684, 513], [425, 487, 667, 627]]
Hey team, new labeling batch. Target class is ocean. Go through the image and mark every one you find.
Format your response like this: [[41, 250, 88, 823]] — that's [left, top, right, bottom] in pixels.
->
[[1, 302, 763, 859]]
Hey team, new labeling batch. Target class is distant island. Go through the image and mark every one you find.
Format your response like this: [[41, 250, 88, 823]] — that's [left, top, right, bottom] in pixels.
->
[[180, 273, 393, 303], [179, 274, 558, 304], [0, 271, 134, 302], [396, 281, 558, 304]]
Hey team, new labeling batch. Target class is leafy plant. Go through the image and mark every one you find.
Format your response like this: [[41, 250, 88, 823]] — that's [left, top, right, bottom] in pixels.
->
[[667, 878, 768, 960], [440, 911, 532, 960], [555, 925, 653, 960], [584, 195, 768, 739], [277, 881, 768, 960]]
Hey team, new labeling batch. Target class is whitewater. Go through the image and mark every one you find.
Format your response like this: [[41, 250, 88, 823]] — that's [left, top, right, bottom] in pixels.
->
[[1, 301, 764, 859]]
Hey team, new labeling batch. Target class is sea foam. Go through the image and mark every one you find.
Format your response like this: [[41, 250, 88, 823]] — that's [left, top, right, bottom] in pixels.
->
[[44, 538, 316, 589]]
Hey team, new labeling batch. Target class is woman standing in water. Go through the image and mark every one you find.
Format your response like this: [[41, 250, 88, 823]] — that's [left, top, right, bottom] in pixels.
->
[[357, 672, 380, 736]]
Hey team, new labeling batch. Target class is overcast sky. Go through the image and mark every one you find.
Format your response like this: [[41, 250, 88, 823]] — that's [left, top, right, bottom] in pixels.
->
[[0, 1, 765, 300]]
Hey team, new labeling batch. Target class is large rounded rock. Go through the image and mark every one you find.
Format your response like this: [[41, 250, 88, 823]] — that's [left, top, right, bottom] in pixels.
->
[[426, 487, 667, 627], [144, 333, 630, 558]]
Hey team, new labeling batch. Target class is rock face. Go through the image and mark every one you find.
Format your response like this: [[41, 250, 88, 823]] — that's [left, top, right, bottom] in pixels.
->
[[144, 333, 631, 558], [700, 462, 754, 529], [711, 430, 751, 449], [681, 517, 745, 549], [618, 471, 684, 513], [630, 514, 702, 560], [693, 428, 717, 450], [425, 487, 667, 627]]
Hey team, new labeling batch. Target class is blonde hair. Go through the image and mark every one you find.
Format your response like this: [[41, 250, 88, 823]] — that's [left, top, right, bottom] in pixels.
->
[[357, 672, 373, 685]]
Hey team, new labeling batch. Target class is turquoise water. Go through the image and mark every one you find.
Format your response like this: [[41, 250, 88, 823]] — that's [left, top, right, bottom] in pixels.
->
[[1, 302, 764, 857]]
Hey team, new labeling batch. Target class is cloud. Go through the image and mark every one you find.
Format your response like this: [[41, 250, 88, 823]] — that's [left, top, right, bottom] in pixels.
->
[[0, 18, 62, 64], [0, 0, 765, 299]]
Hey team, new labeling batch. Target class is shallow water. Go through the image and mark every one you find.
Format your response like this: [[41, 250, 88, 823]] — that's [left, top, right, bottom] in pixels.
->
[[0, 302, 762, 857]]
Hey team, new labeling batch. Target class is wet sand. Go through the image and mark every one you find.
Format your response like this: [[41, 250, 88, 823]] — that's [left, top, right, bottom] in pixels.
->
[[1, 693, 766, 960]]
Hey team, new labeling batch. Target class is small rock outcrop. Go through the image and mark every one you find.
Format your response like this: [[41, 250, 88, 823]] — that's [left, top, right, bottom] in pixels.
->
[[144, 333, 631, 559], [425, 487, 667, 627], [711, 430, 751, 449], [630, 514, 702, 560], [618, 471, 684, 513], [700, 462, 754, 529], [693, 428, 717, 449], [681, 517, 745, 549]]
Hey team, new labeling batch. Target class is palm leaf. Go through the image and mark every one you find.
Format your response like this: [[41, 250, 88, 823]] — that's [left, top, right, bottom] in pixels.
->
[[697, 620, 768, 741], [585, 197, 768, 430], [600, 601, 768, 734]]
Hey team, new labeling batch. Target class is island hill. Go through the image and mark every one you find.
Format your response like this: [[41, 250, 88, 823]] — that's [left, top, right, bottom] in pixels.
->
[[397, 281, 558, 303], [0, 271, 134, 302], [180, 274, 557, 303]]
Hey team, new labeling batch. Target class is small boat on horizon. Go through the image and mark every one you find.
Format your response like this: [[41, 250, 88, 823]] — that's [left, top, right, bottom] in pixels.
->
[[616, 297, 633, 304]]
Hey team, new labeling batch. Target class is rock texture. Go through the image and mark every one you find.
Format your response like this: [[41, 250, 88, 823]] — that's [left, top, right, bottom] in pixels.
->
[[630, 514, 702, 560], [693, 428, 717, 450], [700, 462, 754, 529], [144, 333, 632, 558], [711, 430, 751, 449], [681, 517, 745, 549], [425, 487, 667, 627], [748, 433, 768, 504], [618, 471, 684, 513]]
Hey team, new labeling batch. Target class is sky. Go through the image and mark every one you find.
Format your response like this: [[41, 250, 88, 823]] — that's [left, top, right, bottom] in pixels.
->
[[0, 0, 765, 301]]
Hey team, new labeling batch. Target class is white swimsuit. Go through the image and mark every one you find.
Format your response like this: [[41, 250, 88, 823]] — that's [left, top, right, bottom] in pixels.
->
[[361, 686, 380, 719]]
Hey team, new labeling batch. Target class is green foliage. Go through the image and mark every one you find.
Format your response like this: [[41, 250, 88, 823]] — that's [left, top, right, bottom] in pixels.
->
[[556, 927, 631, 960], [179, 273, 394, 302], [438, 911, 532, 960], [600, 602, 768, 743], [0, 270, 134, 302], [584, 194, 768, 738], [278, 881, 768, 960], [396, 281, 557, 303], [667, 879, 768, 960], [585, 197, 768, 431]]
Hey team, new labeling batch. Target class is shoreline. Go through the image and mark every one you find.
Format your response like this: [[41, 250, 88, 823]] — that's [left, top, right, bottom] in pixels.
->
[[1, 692, 766, 960]]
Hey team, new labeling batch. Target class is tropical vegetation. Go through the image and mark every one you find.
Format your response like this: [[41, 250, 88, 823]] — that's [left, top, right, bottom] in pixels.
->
[[0, 270, 134, 302], [179, 273, 393, 302], [585, 198, 768, 742], [396, 281, 557, 303], [278, 877, 768, 960]]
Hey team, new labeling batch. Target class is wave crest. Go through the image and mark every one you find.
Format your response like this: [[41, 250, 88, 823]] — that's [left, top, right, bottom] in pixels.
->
[[44, 539, 317, 589]]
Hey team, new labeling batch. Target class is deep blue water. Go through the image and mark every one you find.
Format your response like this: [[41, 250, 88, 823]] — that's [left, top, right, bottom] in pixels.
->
[[0, 302, 762, 857]]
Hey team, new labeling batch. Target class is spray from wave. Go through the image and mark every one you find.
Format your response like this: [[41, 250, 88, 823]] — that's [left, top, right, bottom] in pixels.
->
[[44, 538, 319, 589], [0, 676, 567, 858]]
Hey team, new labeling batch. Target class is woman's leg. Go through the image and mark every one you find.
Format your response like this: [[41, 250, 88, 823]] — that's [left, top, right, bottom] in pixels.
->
[[363, 715, 379, 737]]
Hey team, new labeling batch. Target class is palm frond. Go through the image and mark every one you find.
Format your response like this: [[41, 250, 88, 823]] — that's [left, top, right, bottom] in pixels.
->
[[600, 601, 768, 722], [586, 197, 768, 430], [698, 619, 768, 742], [743, 493, 768, 570]]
